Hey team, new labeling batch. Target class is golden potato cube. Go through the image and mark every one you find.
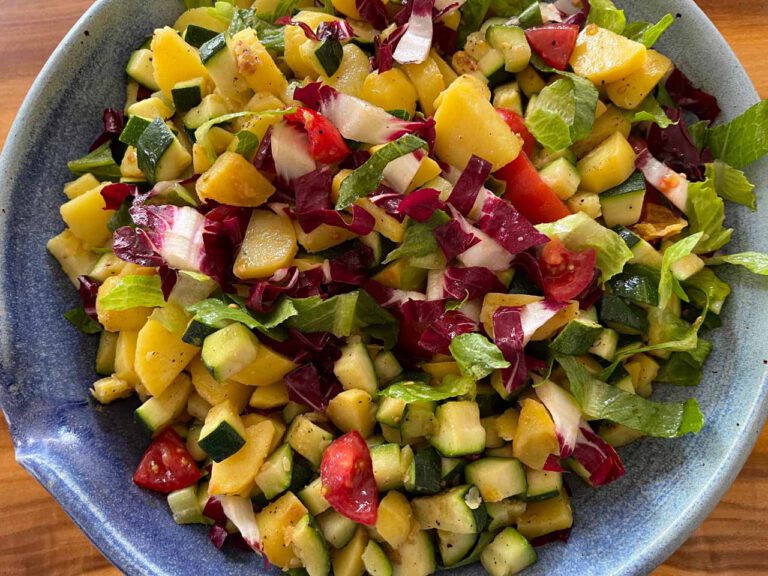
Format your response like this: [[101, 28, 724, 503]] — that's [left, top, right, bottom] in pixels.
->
[[293, 221, 357, 253], [231, 29, 288, 98], [233, 209, 298, 279], [321, 44, 369, 98], [114, 330, 141, 386], [606, 49, 673, 110], [402, 56, 446, 116], [284, 11, 342, 79], [513, 398, 560, 470], [570, 25, 648, 85], [96, 276, 154, 332], [59, 184, 113, 248], [46, 229, 100, 286], [188, 357, 252, 412], [196, 151, 275, 207], [577, 131, 637, 193], [326, 389, 376, 438], [63, 173, 100, 200], [256, 492, 309, 568], [434, 75, 522, 171], [134, 318, 199, 397], [151, 26, 210, 97], [249, 381, 290, 409], [232, 343, 297, 386], [209, 421, 275, 495], [572, 105, 631, 158], [360, 69, 418, 117]]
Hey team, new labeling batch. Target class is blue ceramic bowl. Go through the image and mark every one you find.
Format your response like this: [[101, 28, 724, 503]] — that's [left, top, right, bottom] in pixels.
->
[[1, 1, 767, 574]]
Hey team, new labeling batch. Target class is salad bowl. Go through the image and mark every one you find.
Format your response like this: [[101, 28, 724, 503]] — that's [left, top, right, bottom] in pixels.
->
[[1, 0, 768, 575]]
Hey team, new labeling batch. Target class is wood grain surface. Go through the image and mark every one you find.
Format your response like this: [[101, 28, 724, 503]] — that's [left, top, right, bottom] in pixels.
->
[[1, 1, 767, 575]]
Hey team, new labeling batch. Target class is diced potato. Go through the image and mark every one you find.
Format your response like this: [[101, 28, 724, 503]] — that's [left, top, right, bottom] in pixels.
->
[[209, 421, 275, 495], [63, 173, 100, 200], [126, 96, 174, 120], [572, 105, 631, 158], [331, 0, 360, 18], [516, 65, 547, 97], [513, 398, 559, 470], [606, 50, 673, 110], [285, 11, 343, 79], [114, 330, 140, 386], [232, 343, 297, 386], [96, 276, 154, 332], [192, 143, 212, 174], [245, 91, 286, 113], [422, 361, 461, 379], [375, 491, 413, 549], [293, 221, 357, 253], [91, 375, 133, 404], [322, 44, 369, 98], [173, 7, 228, 34], [326, 389, 376, 438], [624, 353, 660, 398], [204, 126, 236, 154], [134, 318, 199, 397], [517, 490, 573, 540], [480, 293, 579, 340], [569, 25, 648, 85], [249, 381, 290, 409], [332, 526, 368, 576], [356, 198, 405, 242], [188, 357, 252, 412], [360, 69, 418, 116], [233, 210, 297, 279], [151, 26, 210, 97], [252, 0, 281, 17], [408, 156, 442, 192], [434, 75, 523, 171], [196, 151, 275, 206], [46, 229, 100, 286], [402, 56, 446, 116], [256, 492, 309, 568], [567, 192, 602, 219], [577, 131, 637, 193], [59, 184, 113, 248], [231, 29, 288, 98], [430, 48, 458, 86], [121, 146, 145, 180]]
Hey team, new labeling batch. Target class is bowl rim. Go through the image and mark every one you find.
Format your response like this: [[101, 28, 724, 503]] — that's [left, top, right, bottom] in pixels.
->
[[1, 1, 767, 575]]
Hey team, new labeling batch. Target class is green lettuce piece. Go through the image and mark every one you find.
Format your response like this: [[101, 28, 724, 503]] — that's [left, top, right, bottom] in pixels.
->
[[67, 141, 122, 181], [229, 8, 285, 50], [449, 333, 510, 381], [383, 223, 438, 264], [99, 275, 166, 311], [557, 355, 704, 437], [631, 96, 676, 128], [623, 13, 675, 47], [526, 75, 599, 152], [150, 302, 190, 335], [706, 252, 768, 275], [336, 135, 427, 210], [379, 375, 476, 403], [688, 120, 709, 151], [63, 307, 102, 334], [187, 296, 296, 337], [195, 109, 293, 161], [682, 267, 731, 314], [587, 0, 626, 34], [658, 232, 704, 308], [536, 212, 633, 282], [488, 0, 530, 17], [686, 179, 733, 254], [705, 161, 757, 211], [657, 350, 706, 387], [458, 0, 492, 46], [706, 99, 768, 168]]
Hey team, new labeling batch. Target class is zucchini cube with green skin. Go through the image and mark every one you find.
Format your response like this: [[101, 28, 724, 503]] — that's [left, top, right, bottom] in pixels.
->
[[183, 24, 219, 49], [373, 350, 402, 384], [135, 117, 191, 184], [486, 499, 527, 531], [607, 269, 660, 307], [524, 469, 563, 502], [400, 401, 437, 444], [391, 524, 437, 576], [429, 401, 486, 457], [314, 39, 344, 76], [289, 514, 330, 576], [126, 49, 160, 90], [197, 401, 246, 462], [411, 485, 488, 534], [589, 327, 619, 361], [480, 528, 537, 576], [287, 415, 333, 468], [600, 186, 645, 228], [549, 318, 603, 355], [171, 77, 205, 112], [598, 294, 648, 335], [333, 336, 378, 395], [370, 443, 404, 491], [375, 396, 406, 427], [95, 331, 118, 376], [119, 115, 152, 147], [201, 322, 260, 382], [464, 457, 527, 502], [167, 485, 205, 525], [317, 509, 358, 549], [538, 157, 581, 201], [183, 93, 230, 129], [255, 443, 294, 499], [298, 477, 330, 517], [362, 540, 393, 576], [403, 446, 441, 494], [486, 25, 531, 73], [135, 373, 192, 434], [438, 530, 478, 567]]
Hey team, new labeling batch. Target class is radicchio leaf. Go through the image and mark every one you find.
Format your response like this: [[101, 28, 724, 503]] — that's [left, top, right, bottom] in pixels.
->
[[101, 183, 139, 210], [77, 275, 101, 321], [371, 187, 406, 222], [646, 107, 704, 181], [443, 266, 505, 300], [201, 205, 251, 287], [665, 67, 721, 123], [393, 0, 435, 65], [397, 188, 445, 222], [571, 424, 625, 486], [284, 363, 343, 410], [418, 309, 478, 355], [356, 0, 389, 30], [433, 219, 481, 260], [535, 380, 582, 458], [492, 306, 528, 394], [447, 155, 492, 215]]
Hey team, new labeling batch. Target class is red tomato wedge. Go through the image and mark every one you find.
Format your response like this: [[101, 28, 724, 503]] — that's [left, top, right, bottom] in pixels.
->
[[320, 431, 378, 525], [539, 238, 598, 301], [525, 24, 580, 71], [286, 107, 351, 164], [496, 108, 536, 157], [133, 428, 201, 493], [496, 153, 571, 224]]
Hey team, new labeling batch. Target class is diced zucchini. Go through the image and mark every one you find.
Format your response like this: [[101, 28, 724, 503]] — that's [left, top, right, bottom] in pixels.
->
[[186, 392, 211, 421], [370, 443, 404, 491], [670, 253, 705, 281], [441, 457, 465, 486], [317, 509, 358, 549], [126, 96, 173, 120], [197, 400, 246, 462], [477, 47, 511, 87], [608, 268, 660, 307], [298, 477, 331, 517], [600, 183, 645, 228], [486, 499, 527, 532], [362, 540, 393, 576], [429, 401, 486, 457], [201, 322, 261, 382], [438, 530, 478, 567], [332, 526, 368, 576], [183, 93, 230, 129], [411, 485, 488, 534], [538, 157, 581, 201], [374, 350, 402, 384], [171, 77, 205, 112], [375, 491, 413, 549], [315, 39, 344, 76], [524, 470, 563, 502], [486, 25, 531, 73], [135, 373, 192, 433], [183, 24, 219, 48], [135, 117, 191, 184], [376, 396, 406, 428], [589, 328, 619, 361], [126, 49, 160, 90], [480, 528, 537, 576], [167, 485, 205, 525], [333, 336, 378, 395], [255, 443, 293, 499], [403, 446, 441, 495], [391, 525, 436, 576], [290, 515, 330, 576], [95, 331, 118, 375], [326, 389, 375, 438], [549, 318, 603, 355], [199, 33, 250, 102], [598, 294, 648, 335], [465, 458, 527, 502], [119, 115, 152, 148], [492, 82, 523, 115], [287, 415, 334, 468]]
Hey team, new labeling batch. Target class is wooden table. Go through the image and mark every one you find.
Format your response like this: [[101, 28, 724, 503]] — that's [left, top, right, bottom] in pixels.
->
[[1, 1, 767, 574]]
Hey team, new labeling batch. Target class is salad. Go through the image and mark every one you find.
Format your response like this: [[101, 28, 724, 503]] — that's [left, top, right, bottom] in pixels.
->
[[46, 0, 768, 574]]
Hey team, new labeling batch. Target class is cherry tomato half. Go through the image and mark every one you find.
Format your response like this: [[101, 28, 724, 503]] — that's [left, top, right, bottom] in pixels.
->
[[496, 108, 536, 157], [497, 153, 571, 224], [133, 428, 201, 493], [539, 238, 597, 301], [525, 24, 580, 71], [320, 431, 378, 526], [286, 107, 351, 164]]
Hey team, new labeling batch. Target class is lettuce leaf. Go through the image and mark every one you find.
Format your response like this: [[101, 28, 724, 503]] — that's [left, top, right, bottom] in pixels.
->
[[631, 96, 676, 128], [187, 296, 296, 337], [623, 13, 675, 47], [67, 141, 122, 181], [658, 232, 703, 308], [536, 212, 633, 282], [458, 0, 492, 46], [63, 307, 102, 334], [379, 374, 475, 403], [336, 135, 427, 210], [705, 99, 768, 168], [98, 275, 166, 311], [706, 252, 768, 275], [449, 333, 510, 381], [705, 160, 757, 211], [587, 0, 626, 34], [686, 179, 733, 254], [557, 355, 704, 438], [383, 222, 438, 264], [682, 267, 731, 314]]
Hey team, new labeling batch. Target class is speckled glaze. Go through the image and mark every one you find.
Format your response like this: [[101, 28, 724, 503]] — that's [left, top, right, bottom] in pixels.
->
[[0, 1, 767, 574]]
